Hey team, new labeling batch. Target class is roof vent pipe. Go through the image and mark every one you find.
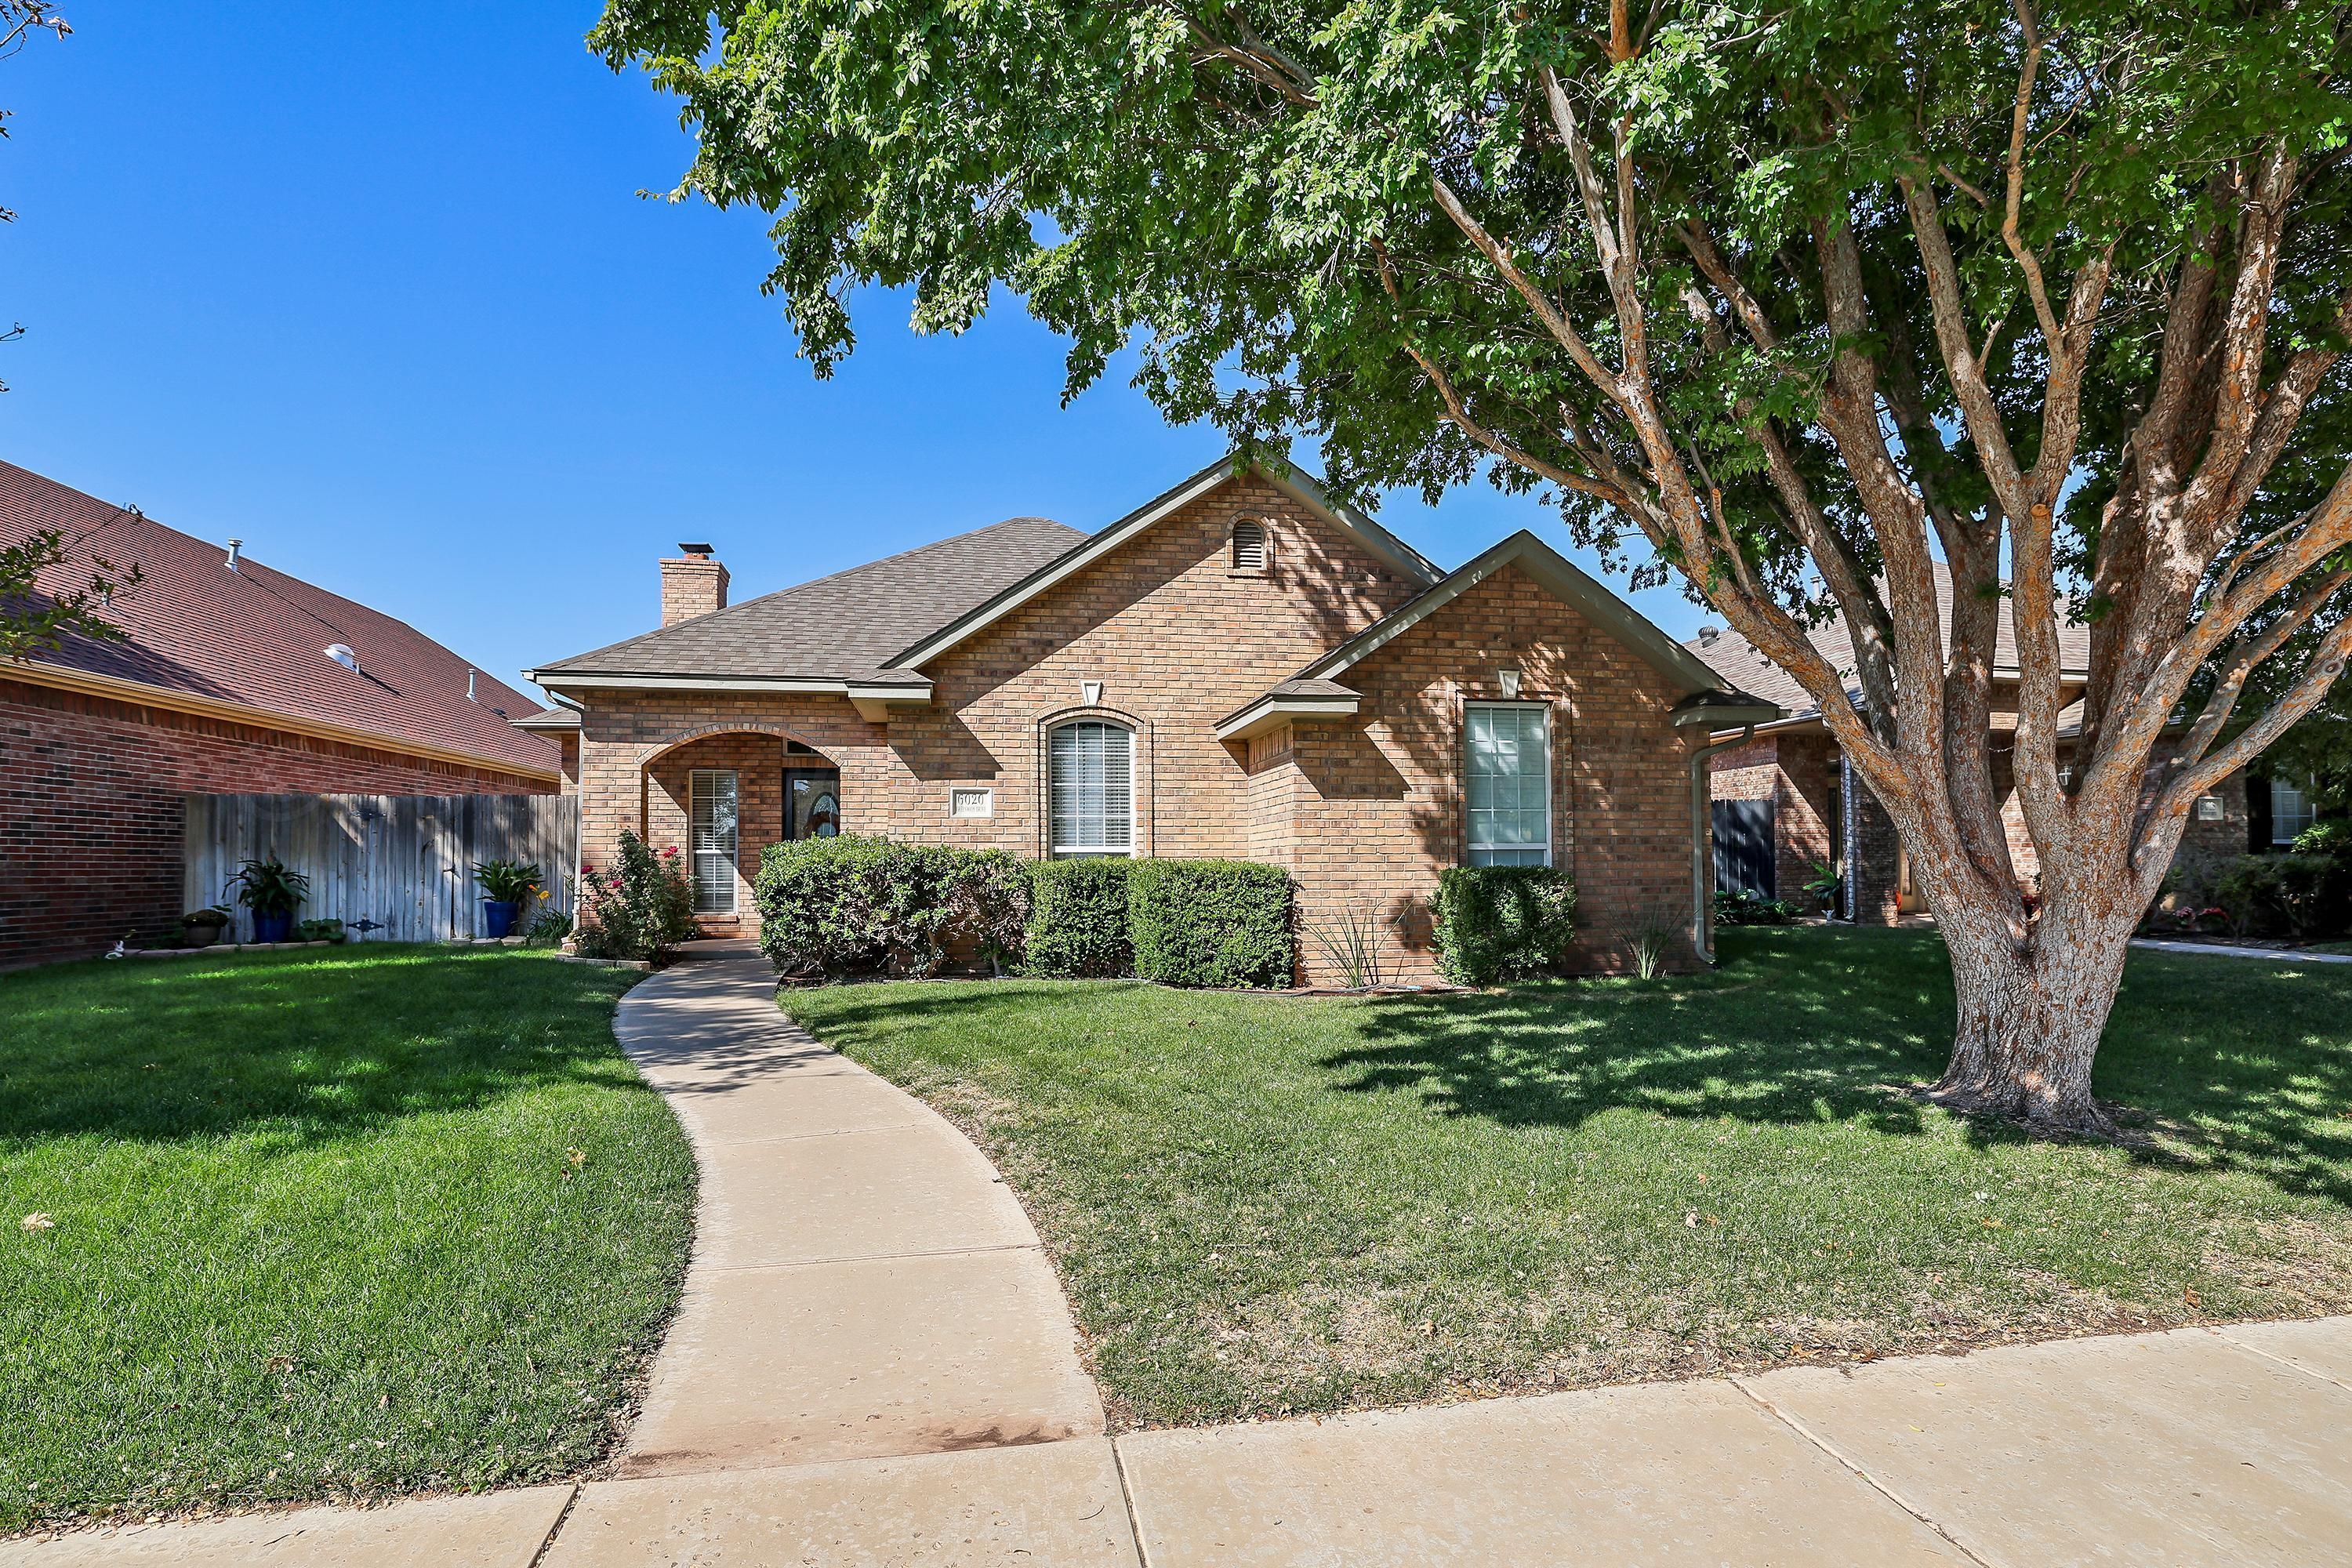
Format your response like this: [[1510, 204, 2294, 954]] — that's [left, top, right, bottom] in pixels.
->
[[326, 644, 359, 673], [467, 667, 477, 702], [225, 538, 244, 572]]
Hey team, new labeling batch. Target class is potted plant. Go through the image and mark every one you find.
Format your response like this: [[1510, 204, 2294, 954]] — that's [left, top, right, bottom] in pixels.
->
[[223, 854, 310, 942], [474, 859, 543, 939], [180, 906, 233, 946]]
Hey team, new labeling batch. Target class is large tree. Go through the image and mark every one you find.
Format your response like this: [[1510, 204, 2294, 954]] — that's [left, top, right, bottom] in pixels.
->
[[593, 0, 2352, 1131]]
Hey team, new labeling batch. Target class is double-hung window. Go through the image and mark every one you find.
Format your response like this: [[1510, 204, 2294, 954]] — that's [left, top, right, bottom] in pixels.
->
[[2271, 778, 2318, 847], [1465, 702, 1552, 866], [689, 768, 739, 913], [1049, 720, 1134, 856]]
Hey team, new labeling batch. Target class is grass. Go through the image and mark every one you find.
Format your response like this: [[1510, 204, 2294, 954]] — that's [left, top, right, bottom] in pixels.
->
[[0, 947, 695, 1535], [788, 926, 2352, 1428]]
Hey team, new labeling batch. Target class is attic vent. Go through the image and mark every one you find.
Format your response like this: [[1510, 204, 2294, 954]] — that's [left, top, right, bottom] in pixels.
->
[[1697, 626, 1721, 646], [325, 644, 359, 673], [1230, 518, 1268, 572]]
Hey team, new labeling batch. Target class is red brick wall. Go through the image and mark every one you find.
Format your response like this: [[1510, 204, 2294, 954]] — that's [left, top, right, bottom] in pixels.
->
[[0, 677, 555, 968]]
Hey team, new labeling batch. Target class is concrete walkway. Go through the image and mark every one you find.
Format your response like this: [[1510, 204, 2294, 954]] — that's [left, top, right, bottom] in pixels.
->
[[12, 944, 2352, 1566]]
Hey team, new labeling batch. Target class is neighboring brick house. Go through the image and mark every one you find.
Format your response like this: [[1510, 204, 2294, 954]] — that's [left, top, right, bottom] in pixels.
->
[[0, 461, 563, 967], [1686, 569, 2278, 923], [528, 459, 1775, 982]]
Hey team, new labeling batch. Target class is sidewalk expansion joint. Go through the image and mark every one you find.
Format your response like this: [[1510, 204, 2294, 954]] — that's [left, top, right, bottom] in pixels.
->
[[1729, 1377, 1999, 1568], [524, 1482, 582, 1568], [1108, 1437, 1155, 1568], [693, 1121, 935, 1147], [2208, 1326, 2352, 1394], [700, 1240, 1043, 1273]]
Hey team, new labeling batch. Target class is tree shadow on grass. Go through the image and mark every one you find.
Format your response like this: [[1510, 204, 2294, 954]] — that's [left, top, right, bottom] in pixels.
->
[[1326, 927, 2352, 1207], [0, 946, 641, 1149]]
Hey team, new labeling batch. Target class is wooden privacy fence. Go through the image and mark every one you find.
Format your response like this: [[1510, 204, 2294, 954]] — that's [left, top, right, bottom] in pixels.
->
[[184, 793, 579, 942]]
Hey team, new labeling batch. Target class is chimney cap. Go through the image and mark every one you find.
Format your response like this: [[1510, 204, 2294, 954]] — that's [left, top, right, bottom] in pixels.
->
[[677, 542, 714, 557]]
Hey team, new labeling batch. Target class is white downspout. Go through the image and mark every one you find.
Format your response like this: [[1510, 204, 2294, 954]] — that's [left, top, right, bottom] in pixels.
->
[[1689, 724, 1757, 965]]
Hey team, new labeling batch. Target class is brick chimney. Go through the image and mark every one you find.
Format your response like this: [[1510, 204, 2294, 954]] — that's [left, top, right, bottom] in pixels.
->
[[661, 543, 728, 626]]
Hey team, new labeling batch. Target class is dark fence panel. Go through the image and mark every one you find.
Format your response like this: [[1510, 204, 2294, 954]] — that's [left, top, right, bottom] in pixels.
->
[[1712, 797, 1777, 898]]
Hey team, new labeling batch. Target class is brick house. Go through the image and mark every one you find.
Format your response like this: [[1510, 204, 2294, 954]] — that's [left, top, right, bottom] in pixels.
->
[[528, 459, 1776, 982], [0, 461, 564, 967], [1684, 570, 2287, 922]]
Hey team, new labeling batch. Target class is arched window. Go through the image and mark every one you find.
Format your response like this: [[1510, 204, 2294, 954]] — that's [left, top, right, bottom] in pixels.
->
[[1049, 720, 1134, 856], [1229, 517, 1269, 572]]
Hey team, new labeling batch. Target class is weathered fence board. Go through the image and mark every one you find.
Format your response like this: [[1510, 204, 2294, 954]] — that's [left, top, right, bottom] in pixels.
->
[[183, 793, 578, 942]]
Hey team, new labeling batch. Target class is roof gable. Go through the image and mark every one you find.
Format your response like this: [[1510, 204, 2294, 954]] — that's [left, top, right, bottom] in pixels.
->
[[893, 458, 1443, 671], [1301, 531, 1741, 699], [0, 461, 560, 778]]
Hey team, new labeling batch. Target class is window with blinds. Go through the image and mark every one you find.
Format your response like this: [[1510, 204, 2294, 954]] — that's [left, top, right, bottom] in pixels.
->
[[689, 769, 739, 913], [1465, 703, 1552, 866], [1230, 518, 1268, 572], [1049, 720, 1134, 856]]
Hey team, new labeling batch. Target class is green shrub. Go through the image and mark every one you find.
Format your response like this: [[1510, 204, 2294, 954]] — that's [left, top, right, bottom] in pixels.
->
[[756, 836, 1025, 978], [2292, 819, 2352, 857], [1430, 866, 1578, 985], [1715, 888, 1798, 926], [1024, 859, 1134, 978], [575, 831, 698, 964], [1129, 859, 1294, 989], [2274, 852, 2352, 938]]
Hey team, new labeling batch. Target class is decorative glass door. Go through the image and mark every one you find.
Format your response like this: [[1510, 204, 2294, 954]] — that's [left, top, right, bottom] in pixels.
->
[[785, 768, 841, 840]]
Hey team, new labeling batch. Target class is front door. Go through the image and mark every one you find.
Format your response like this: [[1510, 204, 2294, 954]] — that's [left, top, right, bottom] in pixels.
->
[[784, 767, 841, 840]]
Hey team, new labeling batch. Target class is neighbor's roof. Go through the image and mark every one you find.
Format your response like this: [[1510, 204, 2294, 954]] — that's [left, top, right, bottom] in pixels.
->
[[1682, 562, 2092, 725], [0, 460, 561, 779], [530, 516, 1087, 685]]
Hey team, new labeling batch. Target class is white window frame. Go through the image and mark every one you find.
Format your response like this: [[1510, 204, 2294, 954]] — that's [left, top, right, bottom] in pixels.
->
[[1463, 701, 1553, 867], [1049, 720, 1136, 858], [2271, 778, 2318, 846], [689, 768, 739, 914]]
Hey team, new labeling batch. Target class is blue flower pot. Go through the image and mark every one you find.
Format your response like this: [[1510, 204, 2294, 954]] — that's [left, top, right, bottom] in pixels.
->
[[252, 909, 294, 943], [481, 898, 520, 938]]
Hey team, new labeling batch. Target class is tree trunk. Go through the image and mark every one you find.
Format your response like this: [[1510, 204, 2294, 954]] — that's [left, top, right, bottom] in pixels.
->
[[1927, 903, 2136, 1135]]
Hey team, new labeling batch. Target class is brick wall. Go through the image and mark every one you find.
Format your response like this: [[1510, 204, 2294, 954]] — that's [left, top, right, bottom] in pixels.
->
[[1281, 564, 1705, 982], [0, 677, 555, 968], [574, 474, 1418, 936]]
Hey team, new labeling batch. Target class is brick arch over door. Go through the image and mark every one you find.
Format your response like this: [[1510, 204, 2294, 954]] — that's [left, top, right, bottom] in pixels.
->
[[630, 723, 845, 772]]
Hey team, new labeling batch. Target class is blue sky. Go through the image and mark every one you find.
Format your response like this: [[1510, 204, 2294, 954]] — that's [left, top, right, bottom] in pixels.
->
[[4, 4, 1703, 699]]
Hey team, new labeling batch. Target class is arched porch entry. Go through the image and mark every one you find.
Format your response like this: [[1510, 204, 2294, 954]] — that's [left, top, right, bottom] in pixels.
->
[[632, 726, 843, 927]]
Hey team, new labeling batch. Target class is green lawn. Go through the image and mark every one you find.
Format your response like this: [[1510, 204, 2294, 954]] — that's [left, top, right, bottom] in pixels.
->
[[788, 927, 2352, 1428], [0, 947, 695, 1534]]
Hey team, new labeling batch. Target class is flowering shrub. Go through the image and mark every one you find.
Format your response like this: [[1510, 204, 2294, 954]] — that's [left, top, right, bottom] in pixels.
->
[[575, 831, 697, 964]]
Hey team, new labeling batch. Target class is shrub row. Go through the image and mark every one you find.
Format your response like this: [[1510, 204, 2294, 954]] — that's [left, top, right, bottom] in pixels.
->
[[755, 837, 1294, 988], [1428, 866, 1578, 985]]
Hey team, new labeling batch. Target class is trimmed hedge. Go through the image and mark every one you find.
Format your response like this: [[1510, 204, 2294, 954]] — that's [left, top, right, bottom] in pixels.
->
[[756, 836, 1029, 978], [1023, 858, 1134, 978], [1130, 858, 1294, 989], [1430, 866, 1578, 985]]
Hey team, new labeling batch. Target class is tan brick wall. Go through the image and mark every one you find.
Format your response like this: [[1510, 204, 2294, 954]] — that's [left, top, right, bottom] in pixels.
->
[[659, 556, 728, 626], [573, 474, 1417, 937], [1278, 564, 1705, 983]]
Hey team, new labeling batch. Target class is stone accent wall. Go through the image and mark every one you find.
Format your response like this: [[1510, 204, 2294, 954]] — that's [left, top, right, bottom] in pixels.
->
[[0, 677, 555, 969]]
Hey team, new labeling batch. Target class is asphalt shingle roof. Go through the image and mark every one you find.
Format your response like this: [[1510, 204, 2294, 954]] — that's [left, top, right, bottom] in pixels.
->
[[0, 460, 561, 777], [1682, 563, 2092, 721], [535, 516, 1087, 681]]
